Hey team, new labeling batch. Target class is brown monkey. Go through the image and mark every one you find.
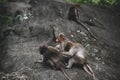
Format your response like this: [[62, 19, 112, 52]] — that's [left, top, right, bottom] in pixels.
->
[[68, 4, 80, 22], [39, 45, 71, 80], [68, 4, 97, 40], [56, 33, 95, 80]]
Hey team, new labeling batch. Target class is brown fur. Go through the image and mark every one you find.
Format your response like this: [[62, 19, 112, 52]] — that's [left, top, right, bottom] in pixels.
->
[[56, 33, 95, 80], [68, 4, 80, 22], [39, 45, 71, 80], [68, 4, 97, 40]]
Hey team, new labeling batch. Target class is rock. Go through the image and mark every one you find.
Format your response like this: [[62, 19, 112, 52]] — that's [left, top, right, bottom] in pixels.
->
[[0, 0, 120, 80]]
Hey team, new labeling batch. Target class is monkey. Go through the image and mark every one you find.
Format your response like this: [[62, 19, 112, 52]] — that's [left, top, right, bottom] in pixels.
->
[[68, 4, 80, 22], [68, 4, 97, 40], [39, 45, 72, 80], [56, 33, 95, 80], [55, 33, 72, 52]]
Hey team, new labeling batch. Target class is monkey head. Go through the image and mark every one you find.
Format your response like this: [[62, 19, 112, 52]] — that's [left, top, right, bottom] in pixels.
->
[[56, 33, 66, 43], [39, 45, 48, 55]]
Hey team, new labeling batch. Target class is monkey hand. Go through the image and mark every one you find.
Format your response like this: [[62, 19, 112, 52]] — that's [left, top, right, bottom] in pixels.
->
[[66, 65, 72, 69]]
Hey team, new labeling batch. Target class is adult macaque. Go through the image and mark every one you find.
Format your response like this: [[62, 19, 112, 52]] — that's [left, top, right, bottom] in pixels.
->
[[68, 4, 97, 40], [39, 45, 71, 80], [56, 33, 95, 80], [68, 4, 81, 22]]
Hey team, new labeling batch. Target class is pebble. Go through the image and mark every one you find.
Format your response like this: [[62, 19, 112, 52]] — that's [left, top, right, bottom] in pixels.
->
[[70, 34, 74, 37], [102, 62, 105, 64], [76, 30, 80, 33], [94, 48, 98, 53], [95, 57, 101, 61], [80, 32, 87, 36], [85, 44, 90, 47]]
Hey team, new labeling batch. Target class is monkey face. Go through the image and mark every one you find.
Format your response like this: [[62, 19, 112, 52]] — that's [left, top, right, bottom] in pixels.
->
[[56, 37, 61, 43], [56, 33, 65, 43]]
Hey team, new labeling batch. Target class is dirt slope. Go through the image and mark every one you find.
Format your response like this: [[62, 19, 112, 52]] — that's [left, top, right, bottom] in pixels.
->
[[0, 0, 120, 80]]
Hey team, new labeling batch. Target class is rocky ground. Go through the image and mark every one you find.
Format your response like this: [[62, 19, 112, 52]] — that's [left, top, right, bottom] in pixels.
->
[[0, 0, 120, 80]]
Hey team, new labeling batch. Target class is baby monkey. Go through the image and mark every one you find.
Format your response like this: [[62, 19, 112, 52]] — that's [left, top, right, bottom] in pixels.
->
[[56, 33, 95, 80], [39, 45, 71, 80]]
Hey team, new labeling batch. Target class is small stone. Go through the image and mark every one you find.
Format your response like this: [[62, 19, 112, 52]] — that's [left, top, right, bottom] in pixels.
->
[[85, 44, 90, 47], [80, 32, 87, 36], [102, 62, 105, 64], [28, 12, 32, 16], [23, 14, 28, 19], [70, 34, 74, 37], [95, 57, 101, 61], [90, 19, 92, 22], [76, 30, 80, 33], [95, 65, 101, 71], [85, 37, 89, 40], [95, 65, 100, 70], [94, 17, 96, 20], [94, 48, 98, 53]]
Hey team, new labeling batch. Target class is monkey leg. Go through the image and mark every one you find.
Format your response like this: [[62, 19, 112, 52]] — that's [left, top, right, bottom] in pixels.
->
[[62, 52, 73, 57], [66, 58, 75, 69], [60, 67, 72, 80], [47, 60, 56, 70], [83, 64, 95, 80], [86, 64, 95, 80]]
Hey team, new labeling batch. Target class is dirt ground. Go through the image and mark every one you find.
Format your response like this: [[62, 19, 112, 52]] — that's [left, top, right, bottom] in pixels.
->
[[0, 0, 120, 80]]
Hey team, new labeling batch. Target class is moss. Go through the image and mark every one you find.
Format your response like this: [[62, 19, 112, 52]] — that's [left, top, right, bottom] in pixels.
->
[[0, 15, 13, 26]]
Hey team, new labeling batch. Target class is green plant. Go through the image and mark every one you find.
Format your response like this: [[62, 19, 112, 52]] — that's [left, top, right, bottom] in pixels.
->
[[0, 0, 8, 2], [66, 0, 119, 5], [0, 15, 13, 25]]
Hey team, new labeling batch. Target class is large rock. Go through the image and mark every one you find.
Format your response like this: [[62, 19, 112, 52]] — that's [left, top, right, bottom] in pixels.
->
[[0, 0, 120, 80]]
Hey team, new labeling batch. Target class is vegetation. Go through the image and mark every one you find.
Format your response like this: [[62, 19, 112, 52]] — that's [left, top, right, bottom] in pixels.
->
[[0, 15, 13, 26], [0, 0, 8, 2], [66, 0, 120, 6]]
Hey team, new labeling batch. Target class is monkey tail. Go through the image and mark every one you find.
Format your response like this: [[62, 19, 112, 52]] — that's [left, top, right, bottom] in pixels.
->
[[77, 20, 97, 41], [83, 63, 95, 80], [60, 67, 72, 80]]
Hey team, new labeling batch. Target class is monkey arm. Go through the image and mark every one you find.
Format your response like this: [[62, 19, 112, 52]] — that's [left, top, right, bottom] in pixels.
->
[[55, 44, 63, 51], [55, 44, 60, 49], [61, 52, 73, 57]]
